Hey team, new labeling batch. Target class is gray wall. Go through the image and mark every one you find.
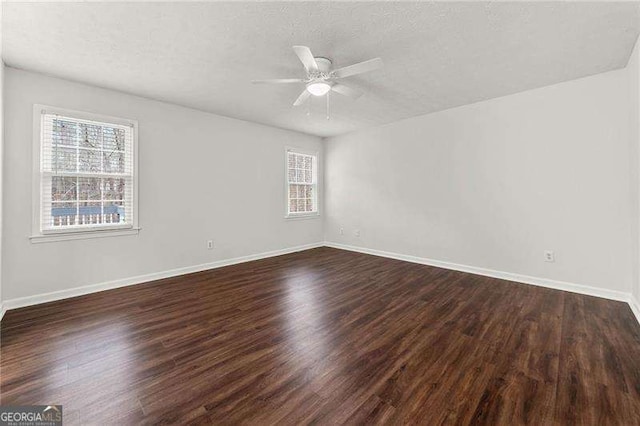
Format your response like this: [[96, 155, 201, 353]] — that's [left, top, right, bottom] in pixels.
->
[[3, 68, 323, 301], [0, 4, 4, 315], [324, 68, 633, 294], [3, 60, 640, 307], [628, 35, 640, 306]]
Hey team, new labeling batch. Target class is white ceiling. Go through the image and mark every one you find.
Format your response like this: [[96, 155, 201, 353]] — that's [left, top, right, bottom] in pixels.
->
[[4, 1, 640, 137]]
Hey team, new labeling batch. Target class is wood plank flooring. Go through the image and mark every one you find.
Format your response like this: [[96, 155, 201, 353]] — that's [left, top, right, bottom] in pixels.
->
[[1, 247, 639, 424]]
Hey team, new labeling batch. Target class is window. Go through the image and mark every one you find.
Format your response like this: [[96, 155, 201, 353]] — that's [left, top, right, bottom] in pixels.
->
[[286, 149, 318, 218], [31, 105, 138, 242]]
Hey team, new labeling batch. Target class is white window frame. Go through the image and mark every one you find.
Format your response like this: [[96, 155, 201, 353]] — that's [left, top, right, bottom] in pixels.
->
[[284, 147, 320, 219], [30, 104, 140, 243]]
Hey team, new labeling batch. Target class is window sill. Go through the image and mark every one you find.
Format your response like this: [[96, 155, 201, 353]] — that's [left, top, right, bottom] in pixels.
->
[[284, 213, 320, 221], [30, 227, 141, 243]]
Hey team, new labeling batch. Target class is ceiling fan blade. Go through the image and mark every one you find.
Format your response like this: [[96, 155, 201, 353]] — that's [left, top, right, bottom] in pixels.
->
[[333, 57, 383, 78], [331, 83, 363, 99], [252, 78, 305, 84], [292, 46, 319, 72], [293, 89, 311, 106]]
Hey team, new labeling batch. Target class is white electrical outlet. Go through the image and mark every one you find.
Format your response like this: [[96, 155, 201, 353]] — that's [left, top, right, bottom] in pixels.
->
[[207, 240, 214, 250], [340, 227, 344, 236], [544, 250, 555, 262], [354, 229, 360, 237]]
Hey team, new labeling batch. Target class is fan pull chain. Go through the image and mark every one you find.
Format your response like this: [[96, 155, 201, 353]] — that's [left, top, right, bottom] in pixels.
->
[[326, 91, 330, 120]]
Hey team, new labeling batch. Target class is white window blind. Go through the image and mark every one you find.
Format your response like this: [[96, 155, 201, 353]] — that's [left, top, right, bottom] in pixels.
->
[[38, 109, 137, 234], [286, 150, 318, 216]]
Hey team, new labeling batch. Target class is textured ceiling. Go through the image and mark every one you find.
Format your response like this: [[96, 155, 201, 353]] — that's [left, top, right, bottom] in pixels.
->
[[4, 2, 640, 137]]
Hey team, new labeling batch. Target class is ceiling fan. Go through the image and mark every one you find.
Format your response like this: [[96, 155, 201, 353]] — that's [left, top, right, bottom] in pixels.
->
[[252, 46, 383, 107]]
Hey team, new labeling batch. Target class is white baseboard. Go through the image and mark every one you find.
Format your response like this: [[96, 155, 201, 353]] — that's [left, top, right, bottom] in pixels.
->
[[324, 242, 639, 322], [628, 294, 640, 325], [2, 241, 640, 328], [2, 242, 324, 312]]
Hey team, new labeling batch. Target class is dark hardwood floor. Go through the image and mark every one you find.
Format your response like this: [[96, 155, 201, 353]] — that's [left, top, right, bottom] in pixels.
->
[[1, 247, 639, 424]]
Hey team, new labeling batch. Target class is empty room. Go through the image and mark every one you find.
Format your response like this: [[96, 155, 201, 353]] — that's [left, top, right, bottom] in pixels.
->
[[1, 1, 640, 424]]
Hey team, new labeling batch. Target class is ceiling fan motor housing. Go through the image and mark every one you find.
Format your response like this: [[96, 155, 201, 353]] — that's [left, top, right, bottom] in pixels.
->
[[313, 57, 332, 78]]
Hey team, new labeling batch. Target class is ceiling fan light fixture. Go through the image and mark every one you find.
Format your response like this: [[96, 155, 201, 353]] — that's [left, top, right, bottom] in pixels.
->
[[306, 82, 331, 96]]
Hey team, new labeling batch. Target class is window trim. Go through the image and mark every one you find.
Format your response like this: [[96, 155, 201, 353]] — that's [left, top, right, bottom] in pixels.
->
[[30, 104, 140, 243], [284, 146, 320, 219]]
